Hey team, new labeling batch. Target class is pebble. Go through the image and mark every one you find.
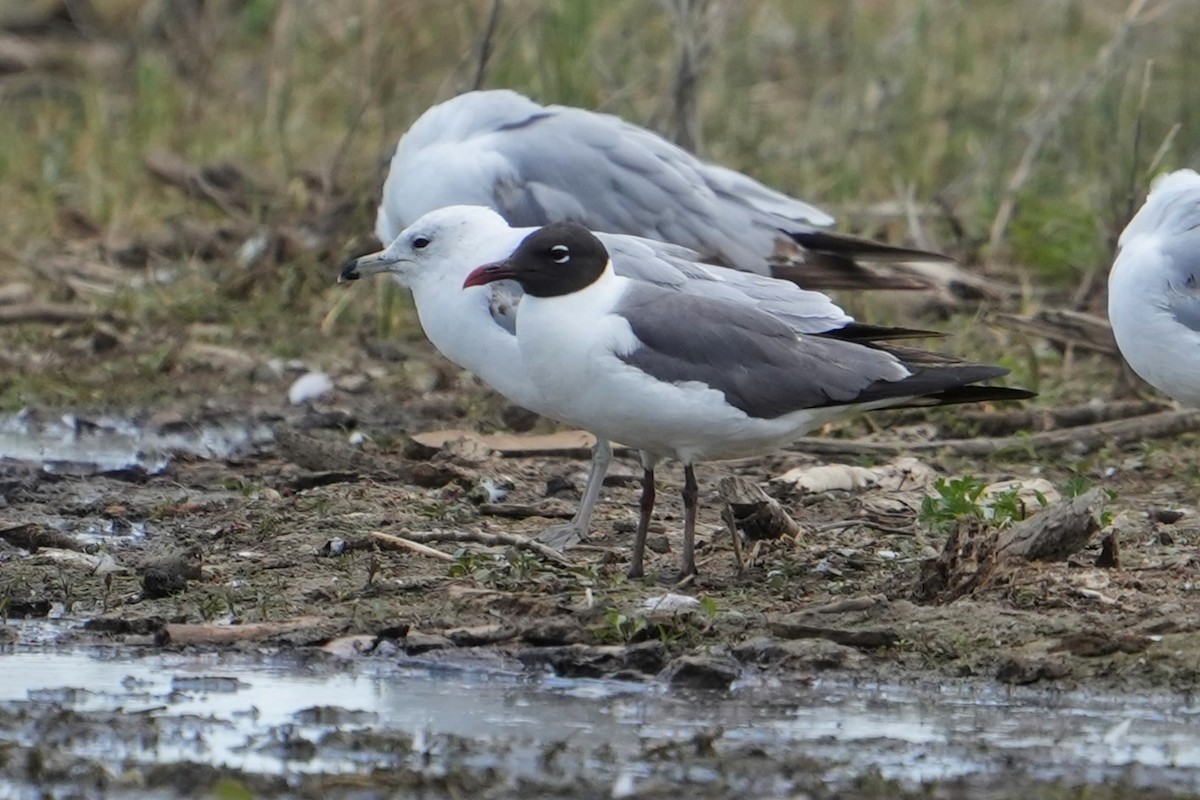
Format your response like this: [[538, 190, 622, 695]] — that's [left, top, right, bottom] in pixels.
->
[[287, 371, 334, 405], [664, 653, 741, 690]]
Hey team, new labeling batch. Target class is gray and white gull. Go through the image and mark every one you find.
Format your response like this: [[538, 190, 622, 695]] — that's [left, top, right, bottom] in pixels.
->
[[341, 206, 920, 549], [376, 89, 953, 292], [462, 222, 1034, 578], [1108, 169, 1200, 405]]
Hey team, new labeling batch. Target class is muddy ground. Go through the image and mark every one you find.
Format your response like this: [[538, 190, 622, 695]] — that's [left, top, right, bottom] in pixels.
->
[[3, 334, 1200, 797]]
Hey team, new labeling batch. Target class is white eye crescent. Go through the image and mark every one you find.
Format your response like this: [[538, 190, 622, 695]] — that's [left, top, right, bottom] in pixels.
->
[[550, 244, 570, 264]]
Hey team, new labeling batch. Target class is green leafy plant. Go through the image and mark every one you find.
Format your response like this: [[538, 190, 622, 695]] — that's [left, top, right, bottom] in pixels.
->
[[919, 476, 1045, 534]]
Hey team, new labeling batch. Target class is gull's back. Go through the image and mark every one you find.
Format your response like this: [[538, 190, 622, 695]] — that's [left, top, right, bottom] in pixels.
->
[[376, 90, 835, 275]]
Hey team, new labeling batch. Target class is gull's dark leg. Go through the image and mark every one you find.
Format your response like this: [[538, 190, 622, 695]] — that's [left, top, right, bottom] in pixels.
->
[[680, 464, 698, 578], [628, 467, 656, 579]]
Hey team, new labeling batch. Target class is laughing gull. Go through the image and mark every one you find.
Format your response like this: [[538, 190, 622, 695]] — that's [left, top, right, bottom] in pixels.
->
[[340, 205, 930, 549], [463, 222, 1034, 578], [1108, 169, 1200, 405], [376, 89, 953, 291]]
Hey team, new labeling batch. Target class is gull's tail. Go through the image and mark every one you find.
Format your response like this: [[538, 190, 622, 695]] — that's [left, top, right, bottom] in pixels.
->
[[774, 230, 1016, 303]]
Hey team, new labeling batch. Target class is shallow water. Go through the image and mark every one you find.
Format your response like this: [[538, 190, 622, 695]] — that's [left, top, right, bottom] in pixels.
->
[[0, 645, 1197, 797], [0, 411, 273, 475]]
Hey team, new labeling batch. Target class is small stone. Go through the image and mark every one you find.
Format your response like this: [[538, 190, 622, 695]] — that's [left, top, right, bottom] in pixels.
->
[[403, 631, 453, 655], [544, 474, 577, 497], [500, 403, 540, 432], [336, 373, 371, 394], [1153, 508, 1185, 525], [996, 654, 1072, 685], [664, 653, 741, 690], [287, 371, 334, 405], [521, 618, 584, 646], [141, 549, 202, 599], [645, 534, 670, 554], [732, 637, 867, 671], [517, 641, 666, 679]]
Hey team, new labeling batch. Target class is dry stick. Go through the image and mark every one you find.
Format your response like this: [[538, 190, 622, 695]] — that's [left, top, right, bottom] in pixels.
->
[[396, 529, 572, 566], [951, 398, 1167, 437], [986, 0, 1151, 257], [665, 0, 716, 153], [786, 408, 1200, 459], [470, 0, 503, 91], [369, 531, 455, 562], [0, 303, 100, 324]]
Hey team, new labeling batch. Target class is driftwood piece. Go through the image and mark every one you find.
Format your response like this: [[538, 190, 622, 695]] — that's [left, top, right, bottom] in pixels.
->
[[914, 489, 1108, 604], [0, 523, 87, 553], [719, 476, 800, 541], [990, 309, 1119, 357], [159, 616, 331, 646], [788, 409, 1200, 459], [719, 475, 799, 570], [995, 489, 1106, 561], [951, 400, 1168, 437], [768, 616, 899, 649]]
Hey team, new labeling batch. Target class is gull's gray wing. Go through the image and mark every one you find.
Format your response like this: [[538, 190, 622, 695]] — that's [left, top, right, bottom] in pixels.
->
[[601, 233, 854, 334], [481, 103, 834, 275], [614, 285, 1017, 420], [1163, 227, 1200, 332], [376, 90, 833, 275]]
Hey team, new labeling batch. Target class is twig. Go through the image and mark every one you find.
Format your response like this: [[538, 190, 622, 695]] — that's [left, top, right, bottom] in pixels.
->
[[471, 0, 502, 91], [793, 595, 887, 616], [950, 399, 1168, 437], [370, 531, 455, 562], [398, 529, 572, 566], [986, 0, 1151, 257], [0, 303, 101, 324], [788, 408, 1200, 459], [663, 0, 720, 152]]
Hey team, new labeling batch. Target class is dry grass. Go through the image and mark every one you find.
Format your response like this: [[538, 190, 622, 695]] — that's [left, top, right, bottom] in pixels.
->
[[0, 0, 1196, 410]]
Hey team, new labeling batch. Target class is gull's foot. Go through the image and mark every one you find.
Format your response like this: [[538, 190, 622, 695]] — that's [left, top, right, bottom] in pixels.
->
[[535, 522, 586, 551]]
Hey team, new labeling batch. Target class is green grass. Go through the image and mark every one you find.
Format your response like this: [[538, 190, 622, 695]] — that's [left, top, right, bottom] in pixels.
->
[[0, 0, 1196, 409]]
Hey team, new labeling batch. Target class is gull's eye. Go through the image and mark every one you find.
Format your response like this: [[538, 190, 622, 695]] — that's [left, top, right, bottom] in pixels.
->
[[412, 236, 431, 250], [550, 244, 570, 264]]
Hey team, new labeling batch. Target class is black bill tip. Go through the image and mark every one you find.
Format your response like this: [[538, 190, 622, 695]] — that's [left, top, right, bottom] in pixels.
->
[[338, 258, 362, 283]]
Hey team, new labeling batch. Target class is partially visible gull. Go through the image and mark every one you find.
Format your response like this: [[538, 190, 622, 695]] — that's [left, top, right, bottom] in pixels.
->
[[1108, 169, 1200, 405], [340, 205, 929, 549], [376, 89, 953, 292], [463, 222, 1034, 578]]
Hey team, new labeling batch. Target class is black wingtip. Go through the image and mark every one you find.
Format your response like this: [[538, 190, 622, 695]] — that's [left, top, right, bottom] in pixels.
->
[[787, 230, 957, 264]]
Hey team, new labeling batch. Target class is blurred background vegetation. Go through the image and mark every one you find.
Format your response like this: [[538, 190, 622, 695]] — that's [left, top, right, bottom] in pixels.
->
[[0, 0, 1193, 412]]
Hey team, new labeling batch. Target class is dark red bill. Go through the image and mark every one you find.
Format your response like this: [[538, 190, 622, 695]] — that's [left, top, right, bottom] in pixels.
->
[[462, 261, 515, 288]]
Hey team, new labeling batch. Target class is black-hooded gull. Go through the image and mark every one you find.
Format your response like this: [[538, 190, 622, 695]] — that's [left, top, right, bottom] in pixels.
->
[[462, 222, 1034, 578], [376, 89, 954, 292], [340, 206, 927, 550], [1108, 169, 1200, 405]]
